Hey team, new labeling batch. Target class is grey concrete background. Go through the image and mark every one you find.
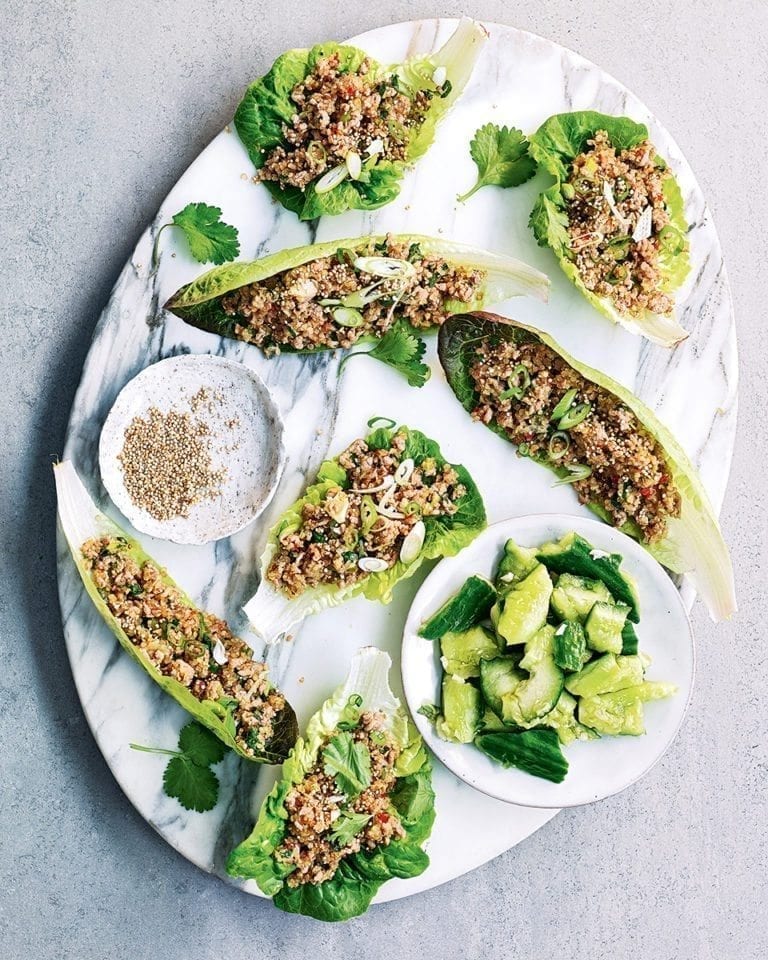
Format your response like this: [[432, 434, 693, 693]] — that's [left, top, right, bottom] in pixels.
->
[[2, 1, 766, 957]]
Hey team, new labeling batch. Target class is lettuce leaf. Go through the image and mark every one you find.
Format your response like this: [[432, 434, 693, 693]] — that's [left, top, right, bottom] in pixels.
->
[[226, 647, 435, 921], [164, 232, 548, 351], [54, 461, 298, 761], [437, 313, 736, 621], [242, 423, 486, 642], [527, 111, 691, 346], [233, 19, 487, 220]]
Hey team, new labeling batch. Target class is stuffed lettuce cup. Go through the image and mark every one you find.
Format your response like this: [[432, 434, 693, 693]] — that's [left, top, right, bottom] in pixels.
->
[[235, 18, 487, 219], [164, 233, 548, 356], [55, 461, 298, 762], [438, 313, 735, 621], [243, 419, 486, 642], [227, 647, 435, 921], [527, 111, 691, 346]]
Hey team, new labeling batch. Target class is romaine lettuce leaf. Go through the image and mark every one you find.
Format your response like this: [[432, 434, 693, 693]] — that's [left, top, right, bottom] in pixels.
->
[[437, 313, 736, 621], [164, 232, 548, 351], [233, 19, 487, 220], [226, 647, 435, 921], [54, 461, 298, 762], [527, 111, 691, 346], [242, 422, 486, 642]]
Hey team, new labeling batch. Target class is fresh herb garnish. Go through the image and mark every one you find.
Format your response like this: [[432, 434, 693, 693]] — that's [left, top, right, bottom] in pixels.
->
[[417, 703, 440, 723], [152, 202, 240, 269], [340, 321, 430, 387], [330, 810, 372, 847], [130, 721, 227, 813], [458, 124, 537, 202], [322, 731, 371, 797]]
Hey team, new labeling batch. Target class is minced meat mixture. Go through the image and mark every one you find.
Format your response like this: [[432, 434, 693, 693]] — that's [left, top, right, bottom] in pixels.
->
[[276, 710, 405, 887], [267, 430, 465, 597], [82, 536, 286, 758], [566, 130, 677, 318], [257, 52, 434, 190], [222, 238, 484, 353], [469, 339, 681, 542]]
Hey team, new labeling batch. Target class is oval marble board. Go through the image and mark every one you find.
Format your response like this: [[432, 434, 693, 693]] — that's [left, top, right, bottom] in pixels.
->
[[57, 18, 737, 903]]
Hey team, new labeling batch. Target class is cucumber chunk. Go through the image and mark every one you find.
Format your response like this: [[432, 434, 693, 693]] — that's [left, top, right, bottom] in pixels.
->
[[541, 690, 599, 745], [440, 625, 501, 679], [578, 694, 645, 736], [621, 620, 639, 655], [564, 653, 646, 697], [553, 620, 587, 672], [479, 706, 509, 732], [496, 538, 539, 594], [537, 531, 640, 622], [418, 575, 497, 640], [479, 656, 524, 718], [550, 573, 612, 623], [436, 675, 482, 743], [585, 601, 630, 654], [474, 729, 569, 783], [496, 564, 553, 646], [502, 626, 564, 725]]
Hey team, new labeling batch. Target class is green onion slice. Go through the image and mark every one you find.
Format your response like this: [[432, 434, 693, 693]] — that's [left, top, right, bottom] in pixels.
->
[[315, 163, 350, 195], [353, 256, 417, 280], [548, 431, 570, 460], [550, 388, 578, 421], [332, 307, 364, 328], [361, 496, 378, 536], [558, 402, 592, 430], [553, 463, 592, 486], [367, 416, 396, 429], [518, 442, 531, 457], [499, 363, 531, 402]]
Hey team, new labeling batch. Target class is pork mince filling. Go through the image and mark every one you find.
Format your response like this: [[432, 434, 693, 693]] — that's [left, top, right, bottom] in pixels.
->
[[267, 431, 465, 597], [222, 238, 484, 353], [565, 130, 680, 318], [82, 537, 286, 757], [276, 710, 404, 887], [469, 339, 681, 542], [257, 52, 437, 191]]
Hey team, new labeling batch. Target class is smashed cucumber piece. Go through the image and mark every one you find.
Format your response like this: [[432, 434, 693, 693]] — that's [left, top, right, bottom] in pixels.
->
[[541, 690, 598, 745], [553, 620, 588, 672], [496, 538, 539, 594], [502, 625, 564, 725], [436, 675, 482, 743], [479, 706, 509, 732], [479, 656, 524, 718], [440, 625, 501, 679], [578, 682, 677, 736], [585, 601, 631, 654], [565, 653, 648, 697], [474, 728, 568, 783], [496, 564, 553, 645], [621, 620, 639, 655], [550, 573, 612, 622], [419, 575, 496, 639]]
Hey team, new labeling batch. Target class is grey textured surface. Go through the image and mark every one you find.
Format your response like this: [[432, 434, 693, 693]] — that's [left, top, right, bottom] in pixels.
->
[[1, 1, 765, 957]]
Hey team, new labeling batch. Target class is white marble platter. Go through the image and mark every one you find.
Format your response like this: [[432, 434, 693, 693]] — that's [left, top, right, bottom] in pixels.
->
[[57, 18, 737, 904]]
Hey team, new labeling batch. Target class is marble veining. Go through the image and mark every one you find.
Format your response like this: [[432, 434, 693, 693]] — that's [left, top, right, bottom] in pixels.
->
[[57, 19, 737, 903]]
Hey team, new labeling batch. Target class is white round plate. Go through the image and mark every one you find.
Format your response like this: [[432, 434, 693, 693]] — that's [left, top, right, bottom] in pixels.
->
[[99, 354, 285, 544], [402, 515, 695, 808], [57, 18, 736, 902]]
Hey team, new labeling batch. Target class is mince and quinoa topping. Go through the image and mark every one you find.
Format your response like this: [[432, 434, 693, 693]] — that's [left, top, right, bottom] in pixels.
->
[[82, 536, 285, 757], [267, 430, 465, 597], [276, 710, 404, 887], [222, 237, 484, 353], [565, 130, 682, 318], [257, 52, 439, 191], [469, 339, 681, 542]]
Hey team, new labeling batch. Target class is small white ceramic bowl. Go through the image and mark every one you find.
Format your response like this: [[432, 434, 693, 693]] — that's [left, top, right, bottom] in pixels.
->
[[99, 354, 285, 544], [402, 515, 695, 808]]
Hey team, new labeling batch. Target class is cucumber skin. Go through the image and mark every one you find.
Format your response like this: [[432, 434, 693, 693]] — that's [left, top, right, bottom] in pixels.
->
[[621, 620, 639, 655], [475, 729, 569, 783], [419, 575, 497, 640], [553, 621, 587, 672]]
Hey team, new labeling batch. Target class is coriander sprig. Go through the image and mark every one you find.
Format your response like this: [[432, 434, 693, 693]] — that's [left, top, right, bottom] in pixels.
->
[[458, 123, 537, 202], [339, 321, 431, 388], [152, 202, 240, 270]]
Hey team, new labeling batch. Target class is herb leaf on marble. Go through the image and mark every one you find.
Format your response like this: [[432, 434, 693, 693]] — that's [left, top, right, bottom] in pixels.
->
[[152, 203, 240, 269], [457, 123, 536, 202], [340, 321, 431, 387]]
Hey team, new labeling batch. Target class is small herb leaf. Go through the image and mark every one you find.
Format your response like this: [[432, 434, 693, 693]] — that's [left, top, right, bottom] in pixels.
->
[[417, 703, 440, 723], [341, 321, 430, 387], [163, 756, 220, 813], [322, 732, 372, 797], [170, 203, 240, 265], [330, 810, 372, 847], [178, 721, 227, 767], [458, 124, 536, 202]]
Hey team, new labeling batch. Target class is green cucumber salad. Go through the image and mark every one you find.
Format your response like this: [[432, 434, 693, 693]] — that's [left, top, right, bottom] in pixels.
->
[[418, 531, 677, 783]]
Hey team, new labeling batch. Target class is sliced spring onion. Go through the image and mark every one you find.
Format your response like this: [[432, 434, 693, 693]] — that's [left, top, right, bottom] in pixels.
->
[[558, 402, 592, 430], [315, 163, 349, 195], [550, 388, 578, 421], [499, 363, 531, 401], [340, 280, 389, 309], [358, 556, 390, 573], [402, 501, 422, 516], [394, 458, 415, 486], [361, 496, 378, 536], [552, 463, 592, 486], [632, 205, 653, 242], [603, 180, 630, 228], [367, 416, 396, 429], [376, 501, 405, 520], [547, 431, 570, 460], [399, 520, 426, 564], [353, 256, 417, 280], [306, 141, 327, 164], [518, 442, 531, 457], [319, 297, 341, 307], [345, 151, 362, 180], [332, 307, 364, 328]]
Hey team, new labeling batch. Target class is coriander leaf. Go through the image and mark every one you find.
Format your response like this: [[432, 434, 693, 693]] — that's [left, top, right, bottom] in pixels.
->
[[340, 322, 431, 387], [163, 202, 240, 266], [417, 703, 440, 723], [322, 732, 371, 797], [330, 810, 371, 848], [457, 124, 536, 202], [178, 721, 227, 767], [163, 756, 220, 812]]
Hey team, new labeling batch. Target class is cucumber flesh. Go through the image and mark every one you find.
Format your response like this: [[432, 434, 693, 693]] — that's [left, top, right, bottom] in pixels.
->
[[540, 690, 598, 745], [479, 706, 509, 732], [585, 601, 630, 654], [553, 620, 587, 672], [440, 625, 501, 679], [550, 573, 612, 623], [564, 653, 646, 697], [502, 626, 564, 725], [479, 656, 524, 718], [578, 694, 645, 736], [474, 729, 569, 783], [496, 538, 539, 594], [436, 675, 481, 743], [621, 619, 639, 655], [419, 575, 497, 640], [496, 564, 552, 646]]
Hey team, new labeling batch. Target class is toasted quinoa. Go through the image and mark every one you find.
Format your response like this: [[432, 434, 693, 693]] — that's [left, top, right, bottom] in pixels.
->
[[566, 130, 675, 318], [82, 536, 286, 757], [469, 339, 681, 542], [222, 237, 484, 354], [257, 52, 433, 191], [267, 430, 465, 597], [276, 711, 405, 887]]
